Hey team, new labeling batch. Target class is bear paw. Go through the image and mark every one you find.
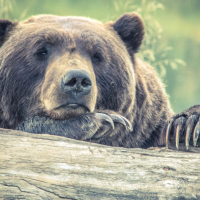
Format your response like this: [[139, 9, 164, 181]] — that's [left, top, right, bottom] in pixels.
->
[[16, 113, 132, 142], [165, 105, 200, 150], [92, 113, 133, 139]]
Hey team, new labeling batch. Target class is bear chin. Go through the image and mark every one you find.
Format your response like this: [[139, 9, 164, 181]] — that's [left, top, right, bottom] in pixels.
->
[[47, 105, 90, 120]]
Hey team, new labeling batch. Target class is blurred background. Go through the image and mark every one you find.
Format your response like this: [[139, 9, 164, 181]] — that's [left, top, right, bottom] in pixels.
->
[[1, 0, 200, 113]]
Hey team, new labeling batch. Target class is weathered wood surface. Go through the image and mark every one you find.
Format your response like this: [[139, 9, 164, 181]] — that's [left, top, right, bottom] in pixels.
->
[[0, 128, 200, 200]]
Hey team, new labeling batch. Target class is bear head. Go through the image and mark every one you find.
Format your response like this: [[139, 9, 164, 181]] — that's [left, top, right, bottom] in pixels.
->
[[0, 13, 144, 128]]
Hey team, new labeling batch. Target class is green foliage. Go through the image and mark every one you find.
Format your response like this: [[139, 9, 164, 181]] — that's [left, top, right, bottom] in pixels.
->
[[0, 0, 15, 18], [138, 0, 186, 77]]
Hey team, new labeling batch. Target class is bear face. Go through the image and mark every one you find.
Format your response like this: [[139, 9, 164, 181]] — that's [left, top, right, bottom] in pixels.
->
[[0, 14, 140, 128], [1, 13, 183, 148]]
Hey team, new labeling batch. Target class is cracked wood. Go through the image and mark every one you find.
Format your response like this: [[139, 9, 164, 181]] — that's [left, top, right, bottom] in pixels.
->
[[0, 128, 200, 200]]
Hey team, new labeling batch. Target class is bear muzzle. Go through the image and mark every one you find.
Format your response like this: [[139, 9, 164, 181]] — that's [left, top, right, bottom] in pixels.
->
[[42, 67, 97, 120], [57, 69, 92, 113]]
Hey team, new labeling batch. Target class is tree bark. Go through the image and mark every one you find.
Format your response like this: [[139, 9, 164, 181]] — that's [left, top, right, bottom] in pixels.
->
[[0, 128, 200, 200]]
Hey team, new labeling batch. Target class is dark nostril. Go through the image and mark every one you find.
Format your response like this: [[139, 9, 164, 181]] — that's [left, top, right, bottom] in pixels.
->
[[61, 69, 92, 96], [66, 78, 77, 86], [81, 78, 91, 87]]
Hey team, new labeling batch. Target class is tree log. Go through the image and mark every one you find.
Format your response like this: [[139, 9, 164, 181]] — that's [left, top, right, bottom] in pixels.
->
[[0, 128, 200, 200]]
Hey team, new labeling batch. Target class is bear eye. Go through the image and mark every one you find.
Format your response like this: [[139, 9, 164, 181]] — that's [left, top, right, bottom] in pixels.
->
[[36, 47, 48, 60], [92, 52, 102, 63]]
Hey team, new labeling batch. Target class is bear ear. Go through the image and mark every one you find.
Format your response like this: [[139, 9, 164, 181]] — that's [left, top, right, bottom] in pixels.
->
[[112, 12, 145, 53], [0, 19, 13, 46]]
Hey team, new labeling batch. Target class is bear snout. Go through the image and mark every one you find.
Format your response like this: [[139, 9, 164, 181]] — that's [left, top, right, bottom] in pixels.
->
[[61, 69, 92, 98], [41, 63, 97, 120]]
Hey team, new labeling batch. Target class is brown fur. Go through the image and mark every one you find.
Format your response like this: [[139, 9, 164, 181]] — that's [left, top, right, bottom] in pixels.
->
[[0, 13, 174, 148]]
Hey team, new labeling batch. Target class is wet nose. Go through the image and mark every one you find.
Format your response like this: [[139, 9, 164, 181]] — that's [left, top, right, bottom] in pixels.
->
[[61, 69, 92, 97]]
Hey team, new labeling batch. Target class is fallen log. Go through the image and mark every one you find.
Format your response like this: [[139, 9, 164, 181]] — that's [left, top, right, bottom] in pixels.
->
[[0, 128, 200, 200]]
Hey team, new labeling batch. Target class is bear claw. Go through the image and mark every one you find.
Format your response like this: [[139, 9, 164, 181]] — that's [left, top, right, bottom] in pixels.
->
[[165, 118, 174, 149], [166, 114, 200, 150], [193, 121, 200, 147], [95, 113, 132, 131], [95, 113, 115, 129], [110, 114, 133, 131], [185, 115, 199, 150], [110, 114, 126, 127], [93, 113, 132, 139], [174, 117, 185, 150]]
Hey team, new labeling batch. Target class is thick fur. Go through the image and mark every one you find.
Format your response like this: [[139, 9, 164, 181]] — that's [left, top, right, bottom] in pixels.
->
[[0, 13, 174, 148]]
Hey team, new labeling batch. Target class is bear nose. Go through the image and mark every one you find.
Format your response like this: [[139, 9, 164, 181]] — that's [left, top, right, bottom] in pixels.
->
[[61, 69, 92, 97]]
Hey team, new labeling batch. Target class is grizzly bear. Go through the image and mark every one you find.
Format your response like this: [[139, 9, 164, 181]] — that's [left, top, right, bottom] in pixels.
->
[[0, 13, 199, 149]]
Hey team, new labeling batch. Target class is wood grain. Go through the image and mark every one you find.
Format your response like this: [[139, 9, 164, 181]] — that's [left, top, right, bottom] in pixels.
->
[[0, 128, 200, 199]]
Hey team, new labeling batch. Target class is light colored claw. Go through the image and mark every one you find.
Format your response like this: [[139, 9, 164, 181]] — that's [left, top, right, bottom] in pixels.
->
[[95, 113, 114, 129], [110, 114, 126, 127], [120, 116, 133, 132], [193, 121, 200, 147], [166, 120, 173, 149], [185, 125, 191, 150], [175, 117, 184, 150], [175, 124, 181, 150], [185, 115, 198, 150], [110, 114, 133, 131]]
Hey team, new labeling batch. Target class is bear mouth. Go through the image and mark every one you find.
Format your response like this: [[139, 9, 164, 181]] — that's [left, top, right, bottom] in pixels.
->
[[46, 103, 91, 120], [54, 103, 90, 112]]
